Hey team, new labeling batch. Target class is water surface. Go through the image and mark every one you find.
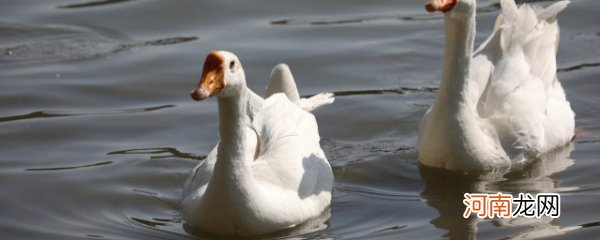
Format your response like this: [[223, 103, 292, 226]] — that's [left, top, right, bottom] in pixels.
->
[[1, 0, 599, 239]]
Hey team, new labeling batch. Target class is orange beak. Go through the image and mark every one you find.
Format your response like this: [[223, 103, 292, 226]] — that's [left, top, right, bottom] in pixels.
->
[[425, 0, 458, 13], [191, 51, 226, 101]]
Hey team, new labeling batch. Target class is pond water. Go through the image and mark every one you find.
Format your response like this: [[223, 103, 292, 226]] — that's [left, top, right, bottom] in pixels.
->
[[1, 0, 599, 239]]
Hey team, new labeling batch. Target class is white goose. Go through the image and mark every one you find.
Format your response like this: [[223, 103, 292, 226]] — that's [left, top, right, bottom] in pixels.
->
[[418, 0, 575, 171], [182, 51, 334, 236]]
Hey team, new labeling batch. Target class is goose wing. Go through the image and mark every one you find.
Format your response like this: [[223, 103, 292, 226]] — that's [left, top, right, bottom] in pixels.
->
[[266, 64, 334, 112], [251, 93, 333, 198], [477, 0, 573, 160]]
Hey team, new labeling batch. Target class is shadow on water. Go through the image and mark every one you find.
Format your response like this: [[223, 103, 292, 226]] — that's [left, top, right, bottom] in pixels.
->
[[58, 0, 136, 9], [419, 144, 581, 240]]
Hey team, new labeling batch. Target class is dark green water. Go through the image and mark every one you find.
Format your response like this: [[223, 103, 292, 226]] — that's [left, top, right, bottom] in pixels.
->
[[1, 0, 599, 239]]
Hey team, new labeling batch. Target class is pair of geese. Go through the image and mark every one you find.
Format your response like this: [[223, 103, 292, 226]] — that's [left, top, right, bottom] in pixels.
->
[[182, 0, 575, 236]]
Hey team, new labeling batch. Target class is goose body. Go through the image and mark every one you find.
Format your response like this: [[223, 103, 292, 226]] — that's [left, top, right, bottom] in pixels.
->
[[418, 0, 574, 171], [183, 51, 334, 235]]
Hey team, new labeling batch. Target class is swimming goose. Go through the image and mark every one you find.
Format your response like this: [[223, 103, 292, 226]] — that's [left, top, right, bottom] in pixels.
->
[[182, 51, 334, 236], [418, 0, 574, 171]]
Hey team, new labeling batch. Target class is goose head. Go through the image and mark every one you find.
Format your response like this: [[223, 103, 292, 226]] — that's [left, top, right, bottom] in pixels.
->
[[191, 50, 245, 101], [425, 0, 475, 18]]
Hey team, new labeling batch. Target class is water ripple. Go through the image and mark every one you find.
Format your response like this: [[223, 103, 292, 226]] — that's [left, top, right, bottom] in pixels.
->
[[371, 224, 408, 234], [25, 160, 112, 171], [0, 111, 72, 123], [558, 62, 600, 73], [143, 37, 198, 46], [576, 139, 600, 144], [58, 0, 136, 9], [0, 22, 198, 66], [0, 104, 175, 123], [271, 0, 561, 27], [271, 13, 442, 26], [336, 184, 421, 200], [302, 87, 437, 98], [107, 147, 206, 161], [131, 217, 170, 227], [581, 221, 600, 229]]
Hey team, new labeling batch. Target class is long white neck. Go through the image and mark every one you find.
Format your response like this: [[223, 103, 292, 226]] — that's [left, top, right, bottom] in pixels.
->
[[434, 9, 476, 112], [211, 87, 258, 191]]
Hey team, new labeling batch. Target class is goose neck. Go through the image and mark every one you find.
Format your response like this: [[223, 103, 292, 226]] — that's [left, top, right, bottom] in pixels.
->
[[435, 11, 476, 110], [215, 88, 254, 174]]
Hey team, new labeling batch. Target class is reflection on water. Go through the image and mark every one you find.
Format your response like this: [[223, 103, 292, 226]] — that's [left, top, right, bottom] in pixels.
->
[[183, 209, 332, 240], [420, 145, 577, 240]]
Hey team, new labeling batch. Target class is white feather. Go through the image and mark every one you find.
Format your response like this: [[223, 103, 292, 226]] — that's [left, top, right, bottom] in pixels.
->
[[266, 63, 335, 111], [182, 52, 333, 236], [418, 0, 574, 171]]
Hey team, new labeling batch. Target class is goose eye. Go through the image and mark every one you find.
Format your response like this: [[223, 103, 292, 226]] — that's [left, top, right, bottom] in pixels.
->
[[229, 60, 235, 70]]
